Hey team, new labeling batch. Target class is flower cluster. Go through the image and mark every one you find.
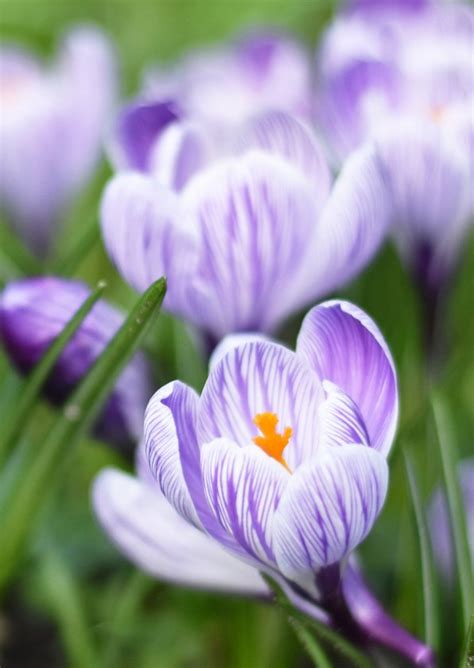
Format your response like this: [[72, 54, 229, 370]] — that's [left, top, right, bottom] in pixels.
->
[[0, 4, 471, 666]]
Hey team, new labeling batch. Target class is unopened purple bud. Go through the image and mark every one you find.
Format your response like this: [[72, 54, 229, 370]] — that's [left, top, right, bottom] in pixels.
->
[[0, 277, 151, 452]]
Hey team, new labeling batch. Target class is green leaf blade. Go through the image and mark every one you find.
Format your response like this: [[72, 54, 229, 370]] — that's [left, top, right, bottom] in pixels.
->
[[0, 277, 166, 595], [432, 394, 473, 632], [403, 449, 439, 651]]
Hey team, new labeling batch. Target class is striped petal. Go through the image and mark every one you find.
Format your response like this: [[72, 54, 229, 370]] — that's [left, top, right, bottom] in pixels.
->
[[311, 143, 391, 296], [109, 100, 179, 172], [144, 381, 243, 555], [182, 151, 319, 336], [148, 120, 209, 190], [374, 119, 472, 281], [297, 300, 398, 456], [274, 445, 388, 582], [93, 469, 267, 594], [144, 381, 201, 527], [199, 340, 324, 470], [317, 381, 370, 449], [100, 171, 196, 315], [238, 111, 331, 205], [201, 438, 289, 567], [209, 333, 272, 372]]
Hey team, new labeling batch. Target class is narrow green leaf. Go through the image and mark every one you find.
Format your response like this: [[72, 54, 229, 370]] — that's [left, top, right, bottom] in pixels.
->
[[288, 616, 332, 668], [0, 281, 106, 465], [0, 220, 42, 279], [460, 614, 474, 668], [403, 450, 439, 651], [432, 394, 473, 632], [39, 548, 99, 668], [263, 574, 373, 668], [0, 278, 166, 594]]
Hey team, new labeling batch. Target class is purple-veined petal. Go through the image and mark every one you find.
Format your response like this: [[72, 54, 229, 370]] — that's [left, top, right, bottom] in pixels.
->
[[311, 143, 391, 296], [100, 171, 196, 316], [317, 381, 370, 449], [209, 333, 272, 372], [148, 120, 209, 190], [93, 468, 268, 594], [273, 445, 388, 583], [199, 340, 324, 470], [109, 100, 179, 172], [182, 151, 319, 336], [144, 381, 244, 556], [144, 381, 201, 527], [297, 300, 398, 456], [238, 111, 331, 205], [201, 438, 289, 567], [374, 119, 471, 281]]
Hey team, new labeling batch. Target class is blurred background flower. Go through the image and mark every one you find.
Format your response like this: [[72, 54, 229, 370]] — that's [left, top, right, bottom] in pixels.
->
[[0, 27, 117, 257], [0, 276, 150, 451]]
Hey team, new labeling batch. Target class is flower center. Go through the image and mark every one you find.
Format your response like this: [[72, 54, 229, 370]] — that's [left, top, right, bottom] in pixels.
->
[[252, 412, 292, 473], [429, 104, 446, 123]]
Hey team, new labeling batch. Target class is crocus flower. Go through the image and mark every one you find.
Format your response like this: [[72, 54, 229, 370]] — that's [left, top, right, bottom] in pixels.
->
[[108, 30, 312, 177], [315, 0, 473, 166], [101, 111, 391, 344], [92, 305, 434, 665], [429, 458, 474, 583], [144, 30, 312, 130], [143, 299, 398, 597], [0, 277, 150, 451], [0, 26, 117, 256]]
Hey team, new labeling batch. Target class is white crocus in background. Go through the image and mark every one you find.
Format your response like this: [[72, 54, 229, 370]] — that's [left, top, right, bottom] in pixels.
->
[[0, 26, 117, 256]]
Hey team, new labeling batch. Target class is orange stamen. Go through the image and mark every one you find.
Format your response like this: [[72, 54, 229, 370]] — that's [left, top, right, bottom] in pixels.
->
[[252, 412, 292, 473]]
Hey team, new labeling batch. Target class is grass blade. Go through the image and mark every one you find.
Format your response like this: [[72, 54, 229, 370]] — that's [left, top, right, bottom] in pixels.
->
[[0, 220, 42, 279], [39, 548, 99, 668], [403, 449, 439, 651], [460, 614, 474, 668], [432, 393, 473, 632], [288, 616, 332, 668], [0, 277, 166, 594], [0, 281, 106, 464], [263, 574, 373, 668]]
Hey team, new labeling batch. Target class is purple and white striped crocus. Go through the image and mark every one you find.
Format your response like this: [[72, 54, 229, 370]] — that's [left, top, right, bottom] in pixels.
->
[[144, 299, 398, 596], [0, 26, 117, 256], [316, 1, 473, 310], [108, 30, 312, 176], [0, 277, 150, 451], [315, 0, 473, 166], [102, 111, 391, 344], [93, 309, 436, 666]]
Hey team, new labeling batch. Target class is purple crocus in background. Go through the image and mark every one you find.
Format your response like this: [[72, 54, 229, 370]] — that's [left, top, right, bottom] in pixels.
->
[[315, 0, 473, 166], [108, 30, 312, 177], [102, 111, 391, 345], [143, 30, 313, 129], [0, 277, 150, 451], [429, 459, 474, 584], [0, 26, 117, 256], [315, 0, 473, 356], [93, 302, 434, 665]]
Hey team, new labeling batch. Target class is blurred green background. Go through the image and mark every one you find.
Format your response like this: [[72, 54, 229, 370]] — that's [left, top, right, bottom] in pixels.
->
[[0, 0, 472, 666]]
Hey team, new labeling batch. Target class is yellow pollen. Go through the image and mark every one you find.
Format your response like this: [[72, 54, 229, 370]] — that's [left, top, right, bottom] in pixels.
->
[[252, 412, 292, 473]]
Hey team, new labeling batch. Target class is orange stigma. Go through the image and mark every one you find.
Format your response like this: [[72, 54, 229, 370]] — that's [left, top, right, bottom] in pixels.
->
[[252, 412, 292, 473]]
